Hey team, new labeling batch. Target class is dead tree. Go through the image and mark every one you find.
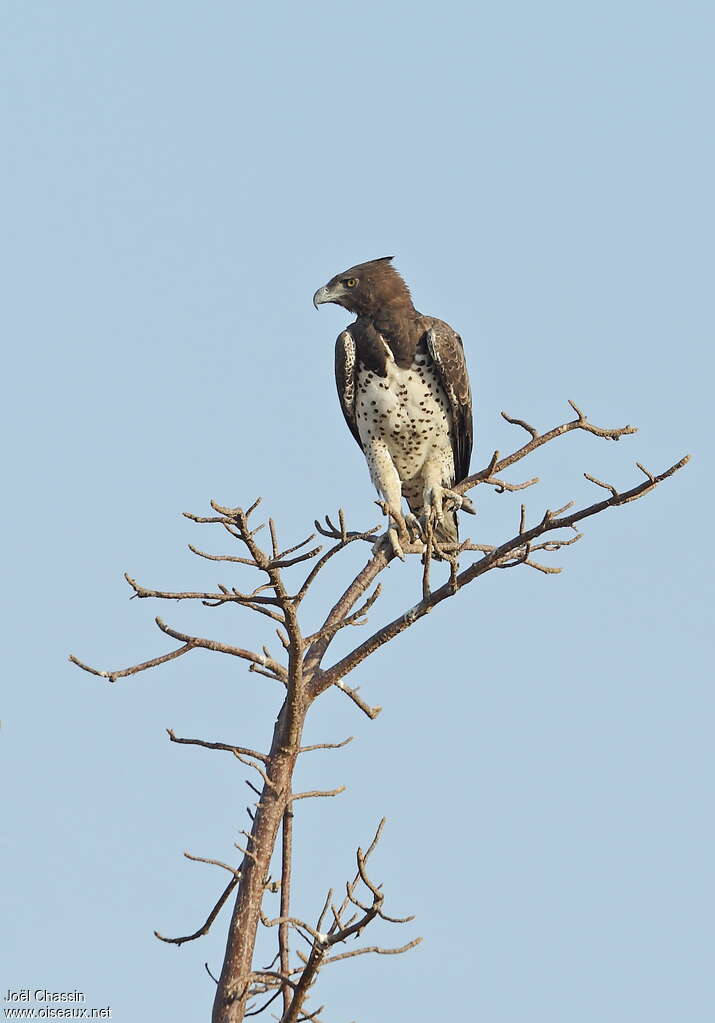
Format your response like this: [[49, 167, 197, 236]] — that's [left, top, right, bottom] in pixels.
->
[[70, 401, 688, 1023]]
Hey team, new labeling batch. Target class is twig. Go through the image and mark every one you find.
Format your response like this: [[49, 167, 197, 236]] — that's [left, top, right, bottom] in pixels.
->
[[314, 514, 380, 544], [235, 755, 277, 792], [245, 988, 283, 1017], [584, 472, 618, 497], [166, 729, 268, 763], [68, 644, 192, 683], [188, 544, 259, 567], [125, 573, 283, 607], [297, 737, 354, 754], [332, 679, 382, 720], [155, 617, 287, 679], [183, 851, 241, 875], [154, 876, 239, 946], [321, 938, 423, 964], [290, 787, 346, 801], [500, 411, 538, 438], [481, 475, 539, 493], [278, 534, 319, 560], [303, 586, 381, 645]]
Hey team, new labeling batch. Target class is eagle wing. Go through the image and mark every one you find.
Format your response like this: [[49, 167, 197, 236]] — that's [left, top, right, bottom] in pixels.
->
[[334, 328, 363, 451], [424, 319, 474, 482]]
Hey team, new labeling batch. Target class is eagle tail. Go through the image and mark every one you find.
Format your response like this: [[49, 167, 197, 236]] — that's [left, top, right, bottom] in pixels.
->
[[433, 511, 459, 547], [405, 493, 459, 560]]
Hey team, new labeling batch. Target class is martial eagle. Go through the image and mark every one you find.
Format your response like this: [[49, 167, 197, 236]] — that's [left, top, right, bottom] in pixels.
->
[[313, 256, 474, 558]]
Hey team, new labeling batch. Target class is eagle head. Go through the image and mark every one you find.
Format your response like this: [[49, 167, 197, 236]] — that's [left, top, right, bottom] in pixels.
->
[[313, 256, 413, 316]]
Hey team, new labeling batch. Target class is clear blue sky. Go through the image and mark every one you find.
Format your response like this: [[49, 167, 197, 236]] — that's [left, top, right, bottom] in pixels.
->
[[2, 2, 712, 1021]]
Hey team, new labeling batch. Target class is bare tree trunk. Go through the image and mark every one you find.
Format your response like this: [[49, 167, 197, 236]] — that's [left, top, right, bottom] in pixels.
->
[[213, 714, 300, 1023]]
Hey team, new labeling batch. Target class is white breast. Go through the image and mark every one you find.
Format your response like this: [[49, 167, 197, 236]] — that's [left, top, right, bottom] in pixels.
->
[[355, 345, 454, 485]]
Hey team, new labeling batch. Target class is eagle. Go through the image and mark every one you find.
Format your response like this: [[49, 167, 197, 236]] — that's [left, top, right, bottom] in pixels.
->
[[313, 256, 474, 558]]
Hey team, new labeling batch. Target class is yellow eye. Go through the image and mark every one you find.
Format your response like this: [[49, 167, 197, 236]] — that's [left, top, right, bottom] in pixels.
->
[[345, 277, 358, 288]]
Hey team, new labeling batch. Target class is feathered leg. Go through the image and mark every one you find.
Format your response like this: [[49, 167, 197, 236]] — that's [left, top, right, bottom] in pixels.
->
[[365, 439, 421, 560]]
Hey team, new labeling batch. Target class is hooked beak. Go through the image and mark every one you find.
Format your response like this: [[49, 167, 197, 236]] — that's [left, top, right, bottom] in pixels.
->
[[313, 285, 332, 310]]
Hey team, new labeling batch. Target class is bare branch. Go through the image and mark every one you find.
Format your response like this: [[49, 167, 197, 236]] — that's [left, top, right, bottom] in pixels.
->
[[269, 519, 280, 560], [459, 400, 639, 495], [278, 534, 319, 560], [294, 1007, 324, 1023], [234, 841, 258, 865], [249, 663, 286, 685], [481, 474, 539, 493], [276, 628, 291, 651], [314, 513, 380, 544], [501, 410, 538, 438], [278, 819, 418, 1023], [303, 546, 391, 681], [188, 544, 259, 567], [167, 728, 268, 763], [318, 454, 690, 692], [297, 737, 354, 754], [584, 472, 618, 497], [260, 913, 325, 944], [154, 875, 238, 946], [154, 616, 287, 679], [524, 559, 562, 574], [244, 497, 263, 518], [125, 573, 283, 607], [199, 596, 286, 625], [321, 937, 423, 964], [303, 585, 382, 645], [68, 643, 192, 683], [290, 787, 346, 802], [272, 547, 324, 569], [245, 989, 283, 1017], [184, 510, 240, 526], [183, 851, 242, 876], [296, 536, 374, 605], [235, 754, 278, 792], [332, 679, 382, 719]]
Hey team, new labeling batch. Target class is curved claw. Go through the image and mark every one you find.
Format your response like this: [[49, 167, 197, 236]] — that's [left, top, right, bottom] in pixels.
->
[[371, 529, 406, 561], [425, 485, 476, 524], [404, 512, 424, 542]]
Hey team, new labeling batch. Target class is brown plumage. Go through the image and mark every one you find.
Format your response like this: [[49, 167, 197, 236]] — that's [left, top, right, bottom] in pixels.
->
[[313, 257, 474, 558]]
